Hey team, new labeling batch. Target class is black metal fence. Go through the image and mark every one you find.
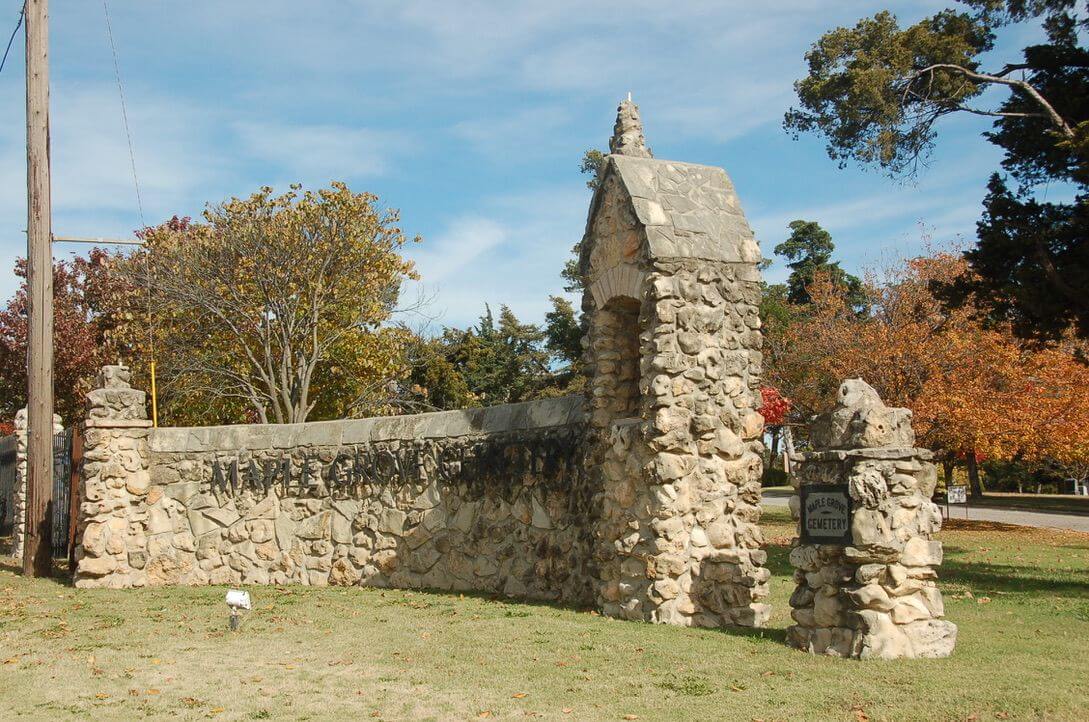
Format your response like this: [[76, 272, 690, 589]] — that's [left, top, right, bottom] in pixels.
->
[[52, 428, 72, 559], [0, 430, 73, 558], [0, 436, 15, 537]]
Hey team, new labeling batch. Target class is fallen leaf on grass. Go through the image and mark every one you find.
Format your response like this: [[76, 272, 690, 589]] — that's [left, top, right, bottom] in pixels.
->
[[977, 597, 992, 604], [562, 709, 573, 714], [623, 716, 639, 720], [3, 657, 18, 665], [512, 693, 528, 699], [94, 693, 110, 700], [146, 689, 161, 695], [209, 707, 226, 715], [478, 711, 493, 718]]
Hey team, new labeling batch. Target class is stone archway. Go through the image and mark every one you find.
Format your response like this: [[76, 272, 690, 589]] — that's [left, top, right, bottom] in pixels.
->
[[580, 99, 770, 628]]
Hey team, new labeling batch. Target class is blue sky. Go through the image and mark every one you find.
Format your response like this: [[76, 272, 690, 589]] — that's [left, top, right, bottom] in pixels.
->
[[0, 1, 1050, 329]]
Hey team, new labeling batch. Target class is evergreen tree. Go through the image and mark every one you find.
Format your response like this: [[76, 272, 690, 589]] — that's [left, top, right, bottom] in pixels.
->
[[785, 1, 1088, 340], [773, 220, 865, 309]]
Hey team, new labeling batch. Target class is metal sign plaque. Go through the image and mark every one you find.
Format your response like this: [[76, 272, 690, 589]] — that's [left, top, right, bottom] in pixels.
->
[[947, 485, 968, 504], [799, 484, 853, 545]]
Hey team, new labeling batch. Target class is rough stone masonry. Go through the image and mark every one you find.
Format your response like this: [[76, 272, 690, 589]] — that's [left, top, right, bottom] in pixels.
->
[[9, 407, 64, 562], [787, 379, 957, 659], [583, 99, 770, 628], [72, 100, 772, 629]]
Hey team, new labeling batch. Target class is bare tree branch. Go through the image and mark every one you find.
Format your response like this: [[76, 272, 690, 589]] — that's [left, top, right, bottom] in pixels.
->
[[905, 63, 1076, 138]]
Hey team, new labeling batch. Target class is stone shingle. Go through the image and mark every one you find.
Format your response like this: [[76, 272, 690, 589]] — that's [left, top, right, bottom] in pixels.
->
[[602, 155, 761, 265]]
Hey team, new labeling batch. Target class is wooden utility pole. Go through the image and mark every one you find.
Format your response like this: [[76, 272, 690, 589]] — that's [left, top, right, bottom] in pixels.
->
[[24, 0, 53, 577]]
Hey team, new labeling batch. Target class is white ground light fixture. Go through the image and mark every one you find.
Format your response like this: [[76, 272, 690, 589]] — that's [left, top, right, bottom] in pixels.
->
[[226, 589, 252, 631]]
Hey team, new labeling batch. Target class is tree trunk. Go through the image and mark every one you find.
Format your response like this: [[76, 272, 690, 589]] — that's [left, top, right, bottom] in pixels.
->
[[769, 427, 780, 467], [941, 457, 954, 486], [967, 452, 983, 499], [782, 425, 796, 474]]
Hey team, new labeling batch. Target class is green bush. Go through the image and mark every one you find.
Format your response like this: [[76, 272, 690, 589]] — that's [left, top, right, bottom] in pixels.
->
[[762, 467, 790, 487]]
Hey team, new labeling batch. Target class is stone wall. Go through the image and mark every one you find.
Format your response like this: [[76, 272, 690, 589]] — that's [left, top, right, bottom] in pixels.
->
[[71, 99, 775, 632], [77, 386, 596, 603], [786, 380, 957, 659]]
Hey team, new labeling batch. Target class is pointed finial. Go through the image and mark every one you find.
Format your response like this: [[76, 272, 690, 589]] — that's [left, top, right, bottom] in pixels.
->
[[609, 96, 652, 158]]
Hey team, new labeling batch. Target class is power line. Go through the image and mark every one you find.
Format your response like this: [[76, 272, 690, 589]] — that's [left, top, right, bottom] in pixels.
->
[[0, 2, 25, 77], [102, 0, 144, 228], [101, 0, 157, 423]]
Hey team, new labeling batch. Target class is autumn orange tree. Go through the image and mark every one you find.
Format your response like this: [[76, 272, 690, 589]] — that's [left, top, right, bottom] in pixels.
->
[[766, 252, 1089, 496]]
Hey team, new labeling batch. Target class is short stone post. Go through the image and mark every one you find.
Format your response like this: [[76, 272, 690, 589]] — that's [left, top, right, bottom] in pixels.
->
[[10, 407, 63, 561], [74, 365, 153, 588], [786, 379, 956, 659]]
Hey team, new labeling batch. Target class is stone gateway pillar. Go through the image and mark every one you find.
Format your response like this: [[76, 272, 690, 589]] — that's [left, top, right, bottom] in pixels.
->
[[74, 365, 154, 588], [787, 379, 956, 658], [584, 99, 770, 628], [10, 407, 63, 561]]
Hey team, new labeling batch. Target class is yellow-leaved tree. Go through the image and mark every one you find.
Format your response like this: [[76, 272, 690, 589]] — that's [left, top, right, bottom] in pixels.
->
[[117, 183, 419, 425]]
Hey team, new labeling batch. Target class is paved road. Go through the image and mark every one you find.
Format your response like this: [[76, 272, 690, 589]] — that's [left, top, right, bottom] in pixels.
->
[[762, 490, 1089, 534]]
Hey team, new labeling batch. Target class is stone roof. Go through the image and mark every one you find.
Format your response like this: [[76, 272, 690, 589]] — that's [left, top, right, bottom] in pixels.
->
[[586, 154, 762, 266]]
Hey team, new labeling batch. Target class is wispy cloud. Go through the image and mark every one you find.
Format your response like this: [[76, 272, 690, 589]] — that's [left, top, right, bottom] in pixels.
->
[[408, 216, 509, 286], [0, 0, 1020, 321], [406, 183, 588, 328], [231, 122, 415, 182], [451, 105, 572, 160]]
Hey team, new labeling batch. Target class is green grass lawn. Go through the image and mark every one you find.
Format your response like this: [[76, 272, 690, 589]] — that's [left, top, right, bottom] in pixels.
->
[[2, 508, 1088, 721]]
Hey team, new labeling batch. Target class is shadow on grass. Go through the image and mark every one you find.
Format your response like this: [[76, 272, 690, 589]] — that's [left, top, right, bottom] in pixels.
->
[[940, 547, 1089, 598], [765, 542, 794, 579], [371, 584, 598, 617], [707, 622, 789, 645], [0, 537, 75, 586]]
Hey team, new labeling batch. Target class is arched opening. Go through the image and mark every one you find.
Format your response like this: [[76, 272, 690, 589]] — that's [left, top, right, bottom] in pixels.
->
[[593, 295, 642, 423]]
